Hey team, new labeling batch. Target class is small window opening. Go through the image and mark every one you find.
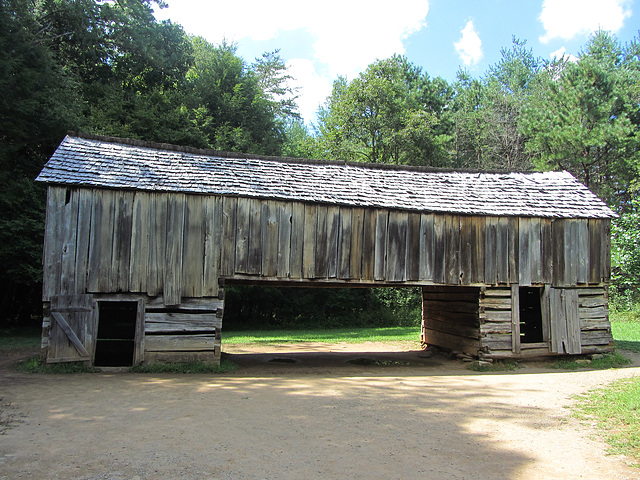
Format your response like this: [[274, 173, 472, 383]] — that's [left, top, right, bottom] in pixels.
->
[[94, 302, 137, 367], [519, 287, 544, 343]]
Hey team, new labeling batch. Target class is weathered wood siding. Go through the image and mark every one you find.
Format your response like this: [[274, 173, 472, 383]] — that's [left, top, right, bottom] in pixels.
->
[[42, 187, 613, 307]]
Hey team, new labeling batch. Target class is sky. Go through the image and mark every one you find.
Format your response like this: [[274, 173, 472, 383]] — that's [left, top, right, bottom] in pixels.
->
[[154, 0, 639, 125]]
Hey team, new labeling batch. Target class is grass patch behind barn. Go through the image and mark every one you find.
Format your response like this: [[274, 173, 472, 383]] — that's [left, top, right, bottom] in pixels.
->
[[222, 326, 422, 345], [610, 306, 640, 352]]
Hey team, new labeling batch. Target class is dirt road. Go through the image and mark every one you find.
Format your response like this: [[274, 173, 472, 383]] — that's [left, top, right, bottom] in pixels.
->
[[1, 344, 639, 479]]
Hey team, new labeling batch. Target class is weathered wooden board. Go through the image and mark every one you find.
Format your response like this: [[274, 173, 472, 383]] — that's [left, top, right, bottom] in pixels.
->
[[112, 190, 134, 293], [432, 214, 445, 284], [47, 294, 97, 364], [129, 192, 150, 293], [145, 312, 222, 333], [445, 215, 461, 285], [550, 288, 581, 354], [147, 193, 168, 296], [511, 284, 520, 353], [386, 211, 408, 282], [289, 202, 305, 278], [182, 195, 205, 297], [484, 217, 497, 285], [361, 209, 376, 281], [60, 188, 80, 295], [350, 208, 365, 280], [88, 189, 116, 293], [406, 212, 421, 281], [43, 188, 66, 300], [277, 201, 293, 277], [248, 198, 263, 274], [303, 204, 318, 278], [220, 196, 237, 276], [145, 334, 218, 352], [419, 213, 434, 282], [423, 328, 481, 355], [163, 194, 185, 305], [261, 200, 279, 277], [338, 207, 352, 279], [234, 197, 250, 274], [374, 210, 388, 281], [203, 196, 222, 297], [326, 206, 340, 278], [314, 205, 329, 278]]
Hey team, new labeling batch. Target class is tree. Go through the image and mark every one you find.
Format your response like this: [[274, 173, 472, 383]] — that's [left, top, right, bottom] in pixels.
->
[[317, 56, 451, 165], [520, 31, 640, 207]]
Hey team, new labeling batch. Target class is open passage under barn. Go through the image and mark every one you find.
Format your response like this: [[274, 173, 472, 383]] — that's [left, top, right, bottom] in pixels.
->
[[36, 134, 616, 366]]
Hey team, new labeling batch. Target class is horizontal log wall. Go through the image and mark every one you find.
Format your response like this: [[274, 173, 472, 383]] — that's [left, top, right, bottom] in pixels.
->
[[43, 187, 612, 307], [143, 296, 223, 364], [421, 286, 481, 356]]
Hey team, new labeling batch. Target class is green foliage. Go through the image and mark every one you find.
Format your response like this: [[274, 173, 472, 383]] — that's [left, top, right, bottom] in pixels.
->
[[223, 286, 421, 331], [572, 377, 640, 465], [129, 358, 238, 374], [611, 199, 640, 305], [610, 305, 640, 352], [521, 31, 640, 206], [317, 55, 451, 165], [0, 326, 40, 351]]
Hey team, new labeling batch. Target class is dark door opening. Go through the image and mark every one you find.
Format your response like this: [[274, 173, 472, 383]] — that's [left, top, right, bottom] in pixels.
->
[[94, 302, 137, 366], [519, 287, 544, 344]]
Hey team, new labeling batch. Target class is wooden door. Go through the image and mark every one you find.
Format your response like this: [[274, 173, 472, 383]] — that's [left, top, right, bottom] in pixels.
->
[[549, 288, 581, 354], [47, 294, 98, 364]]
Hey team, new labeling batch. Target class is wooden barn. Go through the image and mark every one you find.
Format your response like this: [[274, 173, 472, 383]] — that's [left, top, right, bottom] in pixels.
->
[[36, 133, 616, 366]]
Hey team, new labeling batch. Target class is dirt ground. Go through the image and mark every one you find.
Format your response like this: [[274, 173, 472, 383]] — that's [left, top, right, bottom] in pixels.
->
[[1, 343, 639, 480]]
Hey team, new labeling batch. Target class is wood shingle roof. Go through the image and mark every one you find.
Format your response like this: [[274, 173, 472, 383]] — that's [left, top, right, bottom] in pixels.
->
[[36, 134, 616, 218]]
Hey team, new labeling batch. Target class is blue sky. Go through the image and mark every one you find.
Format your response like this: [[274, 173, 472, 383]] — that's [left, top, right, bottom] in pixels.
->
[[154, 0, 639, 124]]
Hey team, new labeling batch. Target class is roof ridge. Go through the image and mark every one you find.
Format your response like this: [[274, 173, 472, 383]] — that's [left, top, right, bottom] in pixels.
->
[[67, 131, 529, 175]]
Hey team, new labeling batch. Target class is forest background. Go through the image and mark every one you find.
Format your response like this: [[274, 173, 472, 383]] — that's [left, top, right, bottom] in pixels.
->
[[1, 0, 638, 330]]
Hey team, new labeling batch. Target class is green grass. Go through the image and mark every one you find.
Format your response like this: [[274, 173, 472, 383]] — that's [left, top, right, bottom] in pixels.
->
[[610, 307, 640, 352], [0, 327, 41, 352], [222, 326, 421, 345], [129, 358, 238, 374], [572, 376, 640, 466], [549, 352, 631, 370], [16, 356, 99, 374]]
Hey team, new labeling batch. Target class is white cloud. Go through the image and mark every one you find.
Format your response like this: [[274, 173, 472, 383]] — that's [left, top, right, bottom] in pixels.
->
[[155, 0, 430, 122], [549, 46, 578, 62], [286, 59, 334, 125], [539, 0, 632, 43], [454, 20, 483, 67]]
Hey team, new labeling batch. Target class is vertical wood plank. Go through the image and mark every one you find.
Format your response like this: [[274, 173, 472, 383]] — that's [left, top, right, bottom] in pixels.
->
[[182, 195, 205, 297], [75, 189, 93, 295], [261, 200, 279, 277], [565, 289, 581, 353], [432, 214, 445, 284], [234, 197, 250, 274], [484, 217, 497, 285], [419, 213, 434, 281], [540, 219, 552, 284], [220, 196, 237, 277], [88, 189, 115, 293], [374, 210, 388, 281], [338, 207, 352, 279], [277, 201, 292, 277], [552, 219, 565, 287], [406, 212, 421, 281], [60, 188, 80, 295], [511, 284, 521, 354], [386, 210, 408, 282], [602, 219, 611, 282], [326, 206, 340, 278], [518, 217, 531, 286], [577, 219, 589, 284], [496, 217, 509, 284], [471, 216, 485, 284], [588, 219, 602, 284], [507, 216, 519, 284], [349, 207, 365, 280], [541, 284, 551, 344], [203, 196, 222, 297], [529, 217, 542, 284], [566, 219, 578, 285], [248, 198, 263, 274], [445, 215, 461, 285], [314, 205, 329, 278], [112, 190, 134, 293], [459, 216, 472, 285], [361, 209, 376, 281], [43, 187, 65, 300], [164, 194, 185, 305], [146, 193, 167, 297], [129, 192, 150, 293], [303, 203, 317, 278], [289, 202, 305, 278]]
